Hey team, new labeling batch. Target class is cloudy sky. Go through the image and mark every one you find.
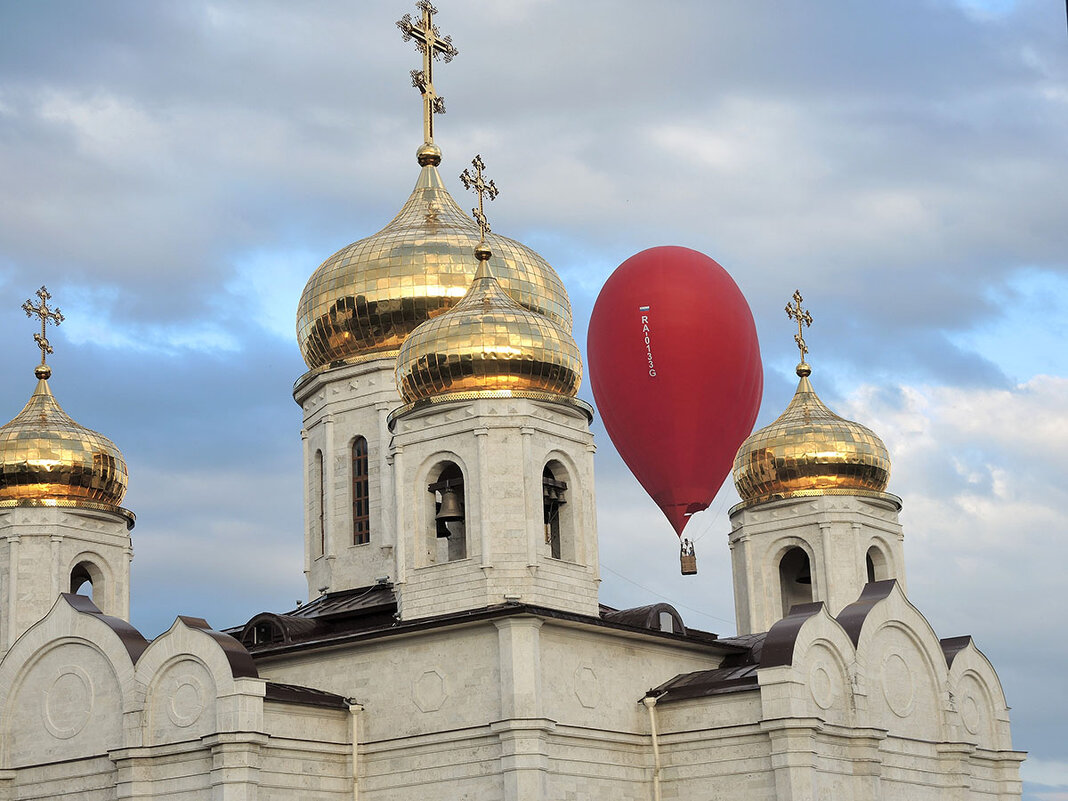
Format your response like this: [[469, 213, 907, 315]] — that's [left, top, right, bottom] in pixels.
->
[[1, 1, 1065, 795]]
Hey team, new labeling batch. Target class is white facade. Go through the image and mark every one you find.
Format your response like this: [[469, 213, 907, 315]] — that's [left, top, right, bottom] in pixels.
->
[[0, 578, 1024, 801], [0, 335, 1028, 801]]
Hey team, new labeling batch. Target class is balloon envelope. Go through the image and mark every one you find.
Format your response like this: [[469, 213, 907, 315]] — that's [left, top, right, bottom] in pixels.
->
[[587, 246, 763, 536]]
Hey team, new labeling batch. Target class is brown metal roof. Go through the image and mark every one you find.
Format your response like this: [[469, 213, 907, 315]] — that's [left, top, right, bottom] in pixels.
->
[[233, 596, 739, 660], [264, 681, 351, 710], [648, 632, 767, 703]]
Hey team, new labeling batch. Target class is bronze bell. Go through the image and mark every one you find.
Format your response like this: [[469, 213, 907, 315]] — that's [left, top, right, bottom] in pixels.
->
[[436, 487, 464, 524], [796, 562, 812, 585]]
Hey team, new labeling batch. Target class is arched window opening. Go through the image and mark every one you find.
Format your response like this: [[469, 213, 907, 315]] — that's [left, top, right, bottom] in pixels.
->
[[428, 462, 466, 562], [658, 611, 675, 634], [352, 436, 370, 545], [70, 561, 98, 601], [313, 449, 325, 557], [238, 614, 288, 648], [866, 545, 890, 583], [253, 620, 284, 645], [543, 464, 568, 559], [779, 547, 813, 617]]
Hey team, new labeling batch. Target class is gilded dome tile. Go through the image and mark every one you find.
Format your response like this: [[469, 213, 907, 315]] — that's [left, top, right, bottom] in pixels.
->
[[296, 162, 572, 370], [395, 259, 582, 404], [0, 375, 128, 507], [733, 368, 890, 506]]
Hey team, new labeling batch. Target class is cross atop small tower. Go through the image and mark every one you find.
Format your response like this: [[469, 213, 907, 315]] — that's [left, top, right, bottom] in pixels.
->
[[397, 1, 458, 147], [22, 285, 64, 372], [785, 289, 813, 367], [460, 154, 499, 242]]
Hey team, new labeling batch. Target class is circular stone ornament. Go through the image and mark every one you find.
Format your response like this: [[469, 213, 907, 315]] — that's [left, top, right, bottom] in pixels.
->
[[43, 666, 93, 739], [881, 652, 916, 718]]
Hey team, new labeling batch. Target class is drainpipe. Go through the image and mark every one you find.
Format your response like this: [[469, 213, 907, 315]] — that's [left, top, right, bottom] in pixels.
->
[[347, 700, 364, 801], [642, 694, 663, 801]]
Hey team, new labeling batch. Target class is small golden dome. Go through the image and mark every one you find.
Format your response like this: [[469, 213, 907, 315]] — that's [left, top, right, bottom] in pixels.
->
[[296, 157, 572, 370], [733, 363, 890, 506], [395, 250, 582, 404], [0, 372, 128, 507]]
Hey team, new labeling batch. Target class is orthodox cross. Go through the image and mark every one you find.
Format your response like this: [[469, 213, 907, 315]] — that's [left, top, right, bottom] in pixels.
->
[[397, 1, 458, 146], [460, 154, 499, 240], [785, 289, 813, 364], [22, 285, 64, 366]]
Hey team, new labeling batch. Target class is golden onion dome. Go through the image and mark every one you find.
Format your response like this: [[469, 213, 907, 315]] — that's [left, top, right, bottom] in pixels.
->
[[395, 244, 582, 404], [0, 365, 129, 508], [296, 150, 572, 371], [733, 362, 891, 506]]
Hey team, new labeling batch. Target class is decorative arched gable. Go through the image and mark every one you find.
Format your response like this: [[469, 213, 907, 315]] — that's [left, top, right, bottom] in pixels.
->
[[838, 580, 949, 741], [759, 602, 857, 726], [135, 616, 263, 748], [943, 636, 1014, 751], [0, 594, 148, 768]]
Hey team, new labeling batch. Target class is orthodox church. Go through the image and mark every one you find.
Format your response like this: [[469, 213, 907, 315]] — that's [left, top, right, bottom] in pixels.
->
[[0, 4, 1024, 800]]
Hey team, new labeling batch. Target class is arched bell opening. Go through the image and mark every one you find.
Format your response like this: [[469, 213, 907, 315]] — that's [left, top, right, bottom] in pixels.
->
[[427, 461, 466, 563], [542, 461, 572, 561], [70, 560, 104, 603], [779, 546, 814, 617], [866, 543, 891, 583]]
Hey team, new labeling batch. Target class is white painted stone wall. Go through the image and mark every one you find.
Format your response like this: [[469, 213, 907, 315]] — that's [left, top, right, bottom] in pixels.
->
[[389, 396, 599, 620], [0, 596, 352, 801], [0, 578, 1023, 800], [296, 358, 401, 599], [256, 614, 720, 801], [253, 596, 1022, 800], [0, 505, 131, 655]]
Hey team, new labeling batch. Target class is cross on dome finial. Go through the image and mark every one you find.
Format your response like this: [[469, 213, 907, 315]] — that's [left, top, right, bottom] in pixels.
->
[[460, 154, 499, 245], [397, 1, 458, 150], [785, 289, 813, 375], [22, 285, 63, 379]]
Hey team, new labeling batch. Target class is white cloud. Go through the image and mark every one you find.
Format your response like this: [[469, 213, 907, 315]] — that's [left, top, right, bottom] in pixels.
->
[[1023, 757, 1068, 790], [58, 284, 240, 355], [36, 90, 165, 166]]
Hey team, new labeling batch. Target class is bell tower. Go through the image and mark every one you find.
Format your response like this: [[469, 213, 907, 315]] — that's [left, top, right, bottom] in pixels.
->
[[0, 287, 134, 655], [389, 155, 600, 621], [292, 3, 576, 602], [728, 292, 905, 635]]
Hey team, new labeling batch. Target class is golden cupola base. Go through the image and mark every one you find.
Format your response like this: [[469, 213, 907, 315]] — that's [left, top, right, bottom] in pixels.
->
[[393, 247, 585, 413], [732, 360, 892, 509], [295, 151, 573, 371], [0, 365, 133, 525]]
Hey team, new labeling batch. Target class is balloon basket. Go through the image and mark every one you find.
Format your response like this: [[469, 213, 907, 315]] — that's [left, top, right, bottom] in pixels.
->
[[680, 539, 697, 575]]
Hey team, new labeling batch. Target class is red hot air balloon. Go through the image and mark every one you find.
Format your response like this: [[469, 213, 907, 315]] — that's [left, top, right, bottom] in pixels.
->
[[587, 246, 763, 565]]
